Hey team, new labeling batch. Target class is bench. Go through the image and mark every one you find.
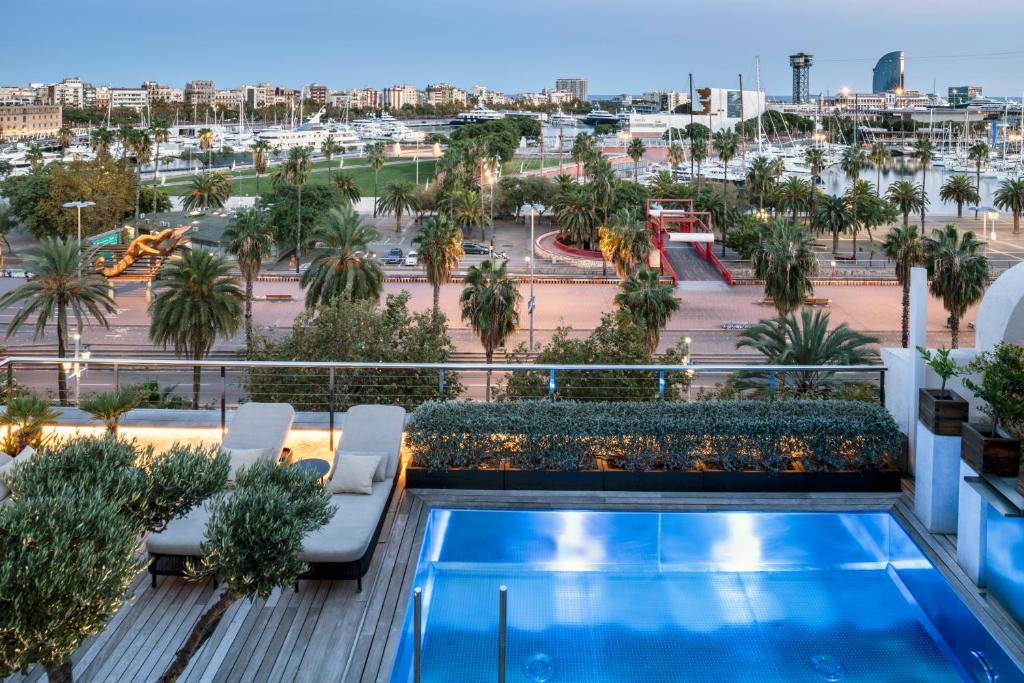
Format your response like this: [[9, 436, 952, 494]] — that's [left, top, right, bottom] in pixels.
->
[[264, 294, 294, 302], [804, 296, 831, 306]]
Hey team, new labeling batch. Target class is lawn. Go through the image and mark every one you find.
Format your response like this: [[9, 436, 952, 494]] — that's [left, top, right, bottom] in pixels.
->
[[163, 160, 438, 197]]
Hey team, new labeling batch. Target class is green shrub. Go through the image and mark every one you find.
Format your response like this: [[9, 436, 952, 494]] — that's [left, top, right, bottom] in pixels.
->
[[407, 400, 902, 473]]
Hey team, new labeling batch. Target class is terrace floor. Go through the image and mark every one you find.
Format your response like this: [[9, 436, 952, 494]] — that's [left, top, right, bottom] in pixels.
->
[[8, 475, 1024, 682]]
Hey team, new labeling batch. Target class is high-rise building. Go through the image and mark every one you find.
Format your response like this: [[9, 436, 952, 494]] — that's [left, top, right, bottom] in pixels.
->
[[184, 80, 216, 106], [789, 53, 813, 104], [307, 84, 328, 105], [383, 84, 422, 110], [948, 85, 983, 106], [0, 103, 62, 141], [109, 88, 148, 110], [46, 77, 86, 107], [555, 78, 588, 103], [872, 51, 905, 94]]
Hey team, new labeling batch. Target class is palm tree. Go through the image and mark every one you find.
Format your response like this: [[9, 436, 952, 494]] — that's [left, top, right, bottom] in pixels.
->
[[911, 138, 935, 230], [923, 224, 989, 348], [737, 309, 879, 396], [250, 139, 271, 203], [804, 147, 827, 231], [554, 187, 598, 249], [452, 188, 484, 241], [713, 130, 739, 254], [414, 215, 464, 314], [614, 267, 681, 354], [968, 142, 990, 197], [151, 123, 170, 213], [25, 144, 44, 172], [939, 175, 980, 218], [149, 250, 243, 407], [116, 125, 135, 160], [882, 224, 924, 347], [751, 219, 817, 315], [366, 142, 387, 216], [0, 239, 116, 405], [868, 142, 890, 194], [223, 208, 274, 343], [300, 206, 384, 309], [57, 125, 73, 158], [814, 193, 855, 255], [598, 208, 652, 279], [182, 171, 232, 213], [197, 127, 215, 167], [321, 134, 340, 164], [377, 181, 418, 233], [333, 171, 361, 205], [777, 176, 811, 225], [571, 133, 594, 181], [994, 178, 1024, 235], [886, 180, 925, 227], [0, 204, 16, 258], [91, 127, 113, 156], [627, 137, 646, 182], [691, 136, 708, 194], [460, 260, 521, 400], [130, 130, 152, 219], [666, 143, 684, 174], [275, 146, 313, 273], [745, 156, 775, 212]]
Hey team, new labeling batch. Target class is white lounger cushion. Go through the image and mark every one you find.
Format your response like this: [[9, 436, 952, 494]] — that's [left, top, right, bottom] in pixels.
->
[[0, 452, 12, 500], [147, 501, 214, 556], [338, 405, 406, 479], [300, 482, 392, 563], [223, 447, 271, 485], [222, 403, 295, 459]]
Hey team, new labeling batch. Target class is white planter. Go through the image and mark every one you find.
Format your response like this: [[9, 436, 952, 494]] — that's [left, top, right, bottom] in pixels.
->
[[957, 459, 986, 586], [914, 421, 961, 534]]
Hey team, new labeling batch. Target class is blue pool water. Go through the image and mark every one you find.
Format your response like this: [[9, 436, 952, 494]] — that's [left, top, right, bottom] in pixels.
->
[[391, 510, 1024, 682]]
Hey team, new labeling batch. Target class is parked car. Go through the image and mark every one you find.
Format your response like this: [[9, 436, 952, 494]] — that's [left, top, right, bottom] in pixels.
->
[[404, 251, 419, 266], [384, 248, 404, 265], [461, 241, 489, 255]]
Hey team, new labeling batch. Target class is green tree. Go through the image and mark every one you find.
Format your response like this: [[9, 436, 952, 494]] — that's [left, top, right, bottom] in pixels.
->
[[377, 180, 418, 233], [613, 266, 681, 354], [868, 142, 890, 194], [320, 134, 340, 164], [451, 188, 484, 241], [274, 146, 313, 273], [745, 156, 776, 213], [366, 142, 387, 216], [691, 135, 708, 194], [886, 179, 926, 228], [911, 138, 935, 229], [182, 171, 232, 214], [968, 141, 990, 197], [804, 147, 827, 231], [0, 239, 115, 405], [79, 387, 143, 436], [460, 260, 521, 400], [197, 127, 215, 166], [994, 178, 1024, 235], [414, 215, 464, 314], [57, 125, 73, 158], [777, 176, 812, 225], [814, 193, 855, 255], [129, 130, 152, 220], [333, 171, 361, 205], [598, 208, 652, 279], [250, 139, 271, 203], [924, 224, 989, 349], [736, 309, 880, 397], [223, 207, 275, 343], [939, 175, 980, 218], [751, 219, 817, 315], [90, 127, 113, 156], [712, 130, 739, 254], [667, 143, 684, 173], [149, 250, 243, 406], [627, 137, 646, 182], [554, 185, 598, 249], [571, 133, 594, 181], [301, 205, 383, 308], [25, 144, 44, 172], [882, 224, 925, 348], [159, 462, 333, 682], [150, 123, 170, 214]]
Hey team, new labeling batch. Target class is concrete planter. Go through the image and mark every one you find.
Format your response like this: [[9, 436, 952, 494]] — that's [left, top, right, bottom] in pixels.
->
[[914, 421, 962, 534], [956, 459, 986, 586]]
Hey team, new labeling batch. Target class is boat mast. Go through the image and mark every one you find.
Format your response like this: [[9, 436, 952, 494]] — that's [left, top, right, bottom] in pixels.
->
[[755, 57, 763, 155]]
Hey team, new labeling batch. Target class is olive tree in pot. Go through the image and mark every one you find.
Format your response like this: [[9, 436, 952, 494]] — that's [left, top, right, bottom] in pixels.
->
[[960, 343, 1024, 478], [917, 346, 968, 435]]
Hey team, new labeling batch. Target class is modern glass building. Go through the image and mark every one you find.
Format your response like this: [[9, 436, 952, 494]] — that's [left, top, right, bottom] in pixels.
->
[[872, 51, 905, 93]]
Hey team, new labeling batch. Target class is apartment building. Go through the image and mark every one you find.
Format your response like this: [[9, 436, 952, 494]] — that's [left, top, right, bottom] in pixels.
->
[[383, 84, 422, 110], [184, 80, 215, 106], [425, 83, 467, 107], [0, 103, 62, 141], [555, 78, 588, 103]]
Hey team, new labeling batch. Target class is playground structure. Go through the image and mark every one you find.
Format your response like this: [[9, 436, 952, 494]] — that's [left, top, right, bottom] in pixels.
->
[[646, 198, 733, 285], [94, 226, 192, 279]]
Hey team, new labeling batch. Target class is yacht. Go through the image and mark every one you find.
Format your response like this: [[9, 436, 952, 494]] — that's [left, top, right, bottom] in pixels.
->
[[450, 104, 506, 126], [581, 105, 618, 127], [353, 114, 426, 143], [548, 108, 578, 127], [257, 107, 359, 151]]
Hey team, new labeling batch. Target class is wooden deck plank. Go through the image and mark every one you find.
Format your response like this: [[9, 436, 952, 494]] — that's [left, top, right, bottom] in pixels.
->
[[277, 581, 334, 683], [119, 579, 209, 682], [231, 587, 302, 683], [263, 581, 330, 682], [143, 585, 218, 683]]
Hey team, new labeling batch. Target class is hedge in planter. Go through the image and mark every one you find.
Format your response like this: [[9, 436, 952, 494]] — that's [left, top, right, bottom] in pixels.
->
[[407, 400, 902, 473]]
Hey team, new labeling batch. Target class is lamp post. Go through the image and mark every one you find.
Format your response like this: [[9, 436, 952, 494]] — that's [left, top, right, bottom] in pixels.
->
[[528, 208, 536, 352], [62, 200, 95, 403], [986, 210, 999, 241]]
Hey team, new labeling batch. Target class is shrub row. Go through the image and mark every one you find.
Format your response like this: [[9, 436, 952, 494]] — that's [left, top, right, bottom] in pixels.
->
[[406, 400, 902, 473]]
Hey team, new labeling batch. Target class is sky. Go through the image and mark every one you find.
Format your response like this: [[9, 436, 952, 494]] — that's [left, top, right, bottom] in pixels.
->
[[5, 0, 1024, 97]]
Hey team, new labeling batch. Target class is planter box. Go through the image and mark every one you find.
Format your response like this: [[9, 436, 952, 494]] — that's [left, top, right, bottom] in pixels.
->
[[504, 468, 604, 491], [918, 388, 969, 436], [702, 471, 805, 493], [961, 423, 1021, 477], [405, 466, 504, 490], [602, 467, 704, 492]]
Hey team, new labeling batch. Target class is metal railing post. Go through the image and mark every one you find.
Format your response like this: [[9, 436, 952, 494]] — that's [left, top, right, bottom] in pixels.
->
[[438, 368, 445, 399], [220, 366, 227, 436], [328, 367, 336, 451], [6, 363, 13, 404], [658, 370, 666, 400], [413, 587, 423, 683], [113, 364, 119, 392], [548, 369, 556, 399], [879, 369, 886, 406], [498, 585, 507, 683]]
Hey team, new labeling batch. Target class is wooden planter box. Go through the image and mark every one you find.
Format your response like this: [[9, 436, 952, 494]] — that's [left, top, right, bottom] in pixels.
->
[[918, 388, 969, 436], [405, 466, 504, 490], [961, 423, 1021, 477]]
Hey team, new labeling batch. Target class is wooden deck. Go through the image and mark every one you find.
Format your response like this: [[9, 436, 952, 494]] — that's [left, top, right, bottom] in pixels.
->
[[9, 475, 1024, 682]]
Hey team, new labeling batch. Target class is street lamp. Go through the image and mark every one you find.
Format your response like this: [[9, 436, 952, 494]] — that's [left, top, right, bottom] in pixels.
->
[[830, 260, 837, 277], [62, 200, 95, 403], [986, 210, 999, 240]]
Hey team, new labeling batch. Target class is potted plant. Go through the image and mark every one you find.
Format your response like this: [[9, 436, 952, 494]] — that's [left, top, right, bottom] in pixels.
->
[[960, 343, 1024, 478], [917, 346, 968, 435], [0, 394, 59, 455], [79, 387, 143, 437]]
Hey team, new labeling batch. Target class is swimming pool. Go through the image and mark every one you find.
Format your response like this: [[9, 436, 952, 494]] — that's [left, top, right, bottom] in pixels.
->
[[390, 510, 1024, 682]]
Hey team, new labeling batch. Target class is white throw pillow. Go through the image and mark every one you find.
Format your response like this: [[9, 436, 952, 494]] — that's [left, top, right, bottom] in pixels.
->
[[328, 454, 381, 495], [223, 447, 269, 485], [333, 450, 388, 483]]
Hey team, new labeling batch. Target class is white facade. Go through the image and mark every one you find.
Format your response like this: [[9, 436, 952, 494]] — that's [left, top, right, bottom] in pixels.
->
[[110, 88, 147, 110], [383, 84, 421, 110], [626, 88, 765, 136]]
